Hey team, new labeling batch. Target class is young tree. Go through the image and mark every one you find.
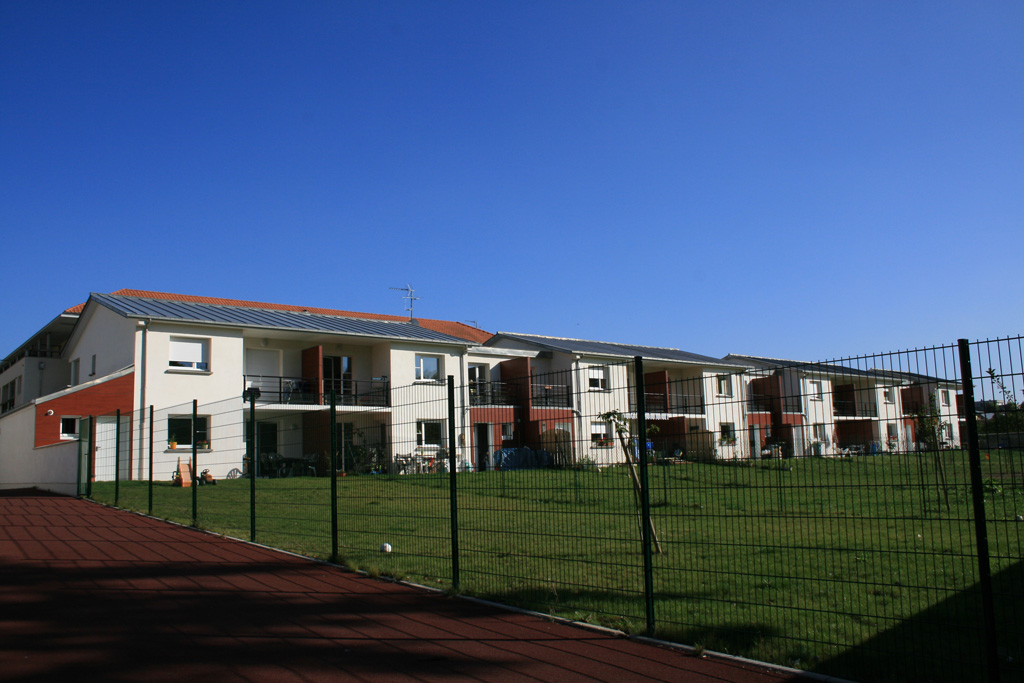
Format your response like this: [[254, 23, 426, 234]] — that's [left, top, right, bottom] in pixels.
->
[[600, 410, 662, 554]]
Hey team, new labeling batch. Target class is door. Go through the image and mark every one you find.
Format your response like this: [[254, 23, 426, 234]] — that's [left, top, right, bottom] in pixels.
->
[[474, 423, 491, 471], [94, 415, 130, 482], [324, 356, 353, 403]]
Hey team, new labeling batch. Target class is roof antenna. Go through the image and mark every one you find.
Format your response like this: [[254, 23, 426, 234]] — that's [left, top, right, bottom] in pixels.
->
[[389, 284, 420, 320]]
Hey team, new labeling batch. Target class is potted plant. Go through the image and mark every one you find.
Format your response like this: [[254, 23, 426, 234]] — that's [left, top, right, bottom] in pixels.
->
[[197, 440, 210, 450], [168, 434, 177, 449]]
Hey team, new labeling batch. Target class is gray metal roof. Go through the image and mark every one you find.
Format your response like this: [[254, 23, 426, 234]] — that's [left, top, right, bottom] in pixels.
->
[[488, 332, 751, 368], [91, 293, 472, 344], [724, 354, 954, 382]]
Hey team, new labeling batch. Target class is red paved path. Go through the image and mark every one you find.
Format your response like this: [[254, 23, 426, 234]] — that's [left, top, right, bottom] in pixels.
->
[[0, 490, 820, 682]]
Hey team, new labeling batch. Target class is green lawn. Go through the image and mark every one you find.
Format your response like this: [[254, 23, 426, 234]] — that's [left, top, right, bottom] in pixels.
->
[[89, 450, 1024, 683]]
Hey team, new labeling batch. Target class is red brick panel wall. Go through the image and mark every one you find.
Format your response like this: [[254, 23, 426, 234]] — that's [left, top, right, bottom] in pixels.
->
[[35, 373, 135, 448]]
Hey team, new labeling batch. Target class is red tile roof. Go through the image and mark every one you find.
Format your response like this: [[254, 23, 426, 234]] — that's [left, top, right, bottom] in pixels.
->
[[96, 289, 493, 343]]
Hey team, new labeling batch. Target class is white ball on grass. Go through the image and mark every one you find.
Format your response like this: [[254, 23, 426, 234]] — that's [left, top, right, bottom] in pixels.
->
[[380, 543, 392, 553]]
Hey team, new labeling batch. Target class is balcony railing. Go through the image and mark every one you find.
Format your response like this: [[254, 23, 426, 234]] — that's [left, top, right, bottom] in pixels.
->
[[747, 393, 772, 413], [834, 401, 877, 418], [243, 375, 390, 407], [531, 383, 571, 408], [324, 378, 390, 407], [469, 381, 518, 406], [632, 390, 705, 414]]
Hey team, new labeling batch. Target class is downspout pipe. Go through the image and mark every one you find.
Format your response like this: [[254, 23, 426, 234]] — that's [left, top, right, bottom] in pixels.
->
[[137, 320, 149, 478]]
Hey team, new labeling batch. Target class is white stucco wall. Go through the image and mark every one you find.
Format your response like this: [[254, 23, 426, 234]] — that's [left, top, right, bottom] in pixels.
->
[[0, 405, 79, 495], [67, 305, 138, 383]]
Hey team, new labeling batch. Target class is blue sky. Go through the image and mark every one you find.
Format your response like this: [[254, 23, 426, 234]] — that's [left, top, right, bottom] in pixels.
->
[[2, 1, 1021, 362]]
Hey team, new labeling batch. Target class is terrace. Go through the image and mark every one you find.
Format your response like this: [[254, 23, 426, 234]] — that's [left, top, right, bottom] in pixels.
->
[[243, 375, 390, 407], [469, 380, 519, 406]]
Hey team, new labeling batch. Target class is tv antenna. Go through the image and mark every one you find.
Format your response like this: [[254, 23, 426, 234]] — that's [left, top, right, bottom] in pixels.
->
[[390, 284, 420, 319]]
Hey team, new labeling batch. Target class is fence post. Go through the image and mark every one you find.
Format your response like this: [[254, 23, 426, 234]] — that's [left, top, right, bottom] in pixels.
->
[[330, 390, 339, 563], [448, 375, 460, 591], [76, 419, 84, 497], [191, 399, 198, 527], [249, 391, 257, 542], [115, 408, 121, 506], [148, 405, 154, 516], [633, 357, 655, 637], [87, 415, 95, 498], [957, 339, 1000, 683]]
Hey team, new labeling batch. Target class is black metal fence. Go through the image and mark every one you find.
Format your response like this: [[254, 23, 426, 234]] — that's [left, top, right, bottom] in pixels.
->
[[80, 336, 1024, 683]]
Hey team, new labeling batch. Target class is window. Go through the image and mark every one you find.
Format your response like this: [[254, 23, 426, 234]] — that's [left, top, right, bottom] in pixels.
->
[[719, 423, 735, 442], [416, 420, 444, 448], [468, 364, 487, 383], [71, 359, 80, 386], [883, 387, 894, 403], [415, 355, 441, 382], [940, 390, 950, 406], [591, 421, 611, 446], [89, 354, 96, 377], [808, 380, 823, 400], [1, 378, 17, 413], [167, 415, 210, 448], [887, 423, 899, 440], [588, 366, 609, 391], [813, 423, 827, 441], [60, 417, 79, 440], [501, 423, 514, 441], [716, 374, 733, 397], [169, 337, 209, 371]]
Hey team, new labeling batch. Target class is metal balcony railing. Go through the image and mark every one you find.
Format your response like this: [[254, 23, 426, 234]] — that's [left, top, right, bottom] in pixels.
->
[[531, 383, 571, 408], [469, 381, 518, 406], [631, 390, 705, 414], [834, 401, 877, 418], [324, 378, 390, 407], [243, 375, 390, 407], [747, 393, 772, 412]]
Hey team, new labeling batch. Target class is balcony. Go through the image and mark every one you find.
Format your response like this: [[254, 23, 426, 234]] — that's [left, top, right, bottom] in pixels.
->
[[747, 393, 772, 413], [469, 381, 518, 406], [834, 400, 877, 418], [243, 375, 390, 407], [324, 378, 390, 407], [531, 382, 571, 408], [632, 390, 705, 415]]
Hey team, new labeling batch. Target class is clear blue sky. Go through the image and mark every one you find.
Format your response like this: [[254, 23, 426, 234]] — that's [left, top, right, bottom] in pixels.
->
[[2, 1, 1021, 362]]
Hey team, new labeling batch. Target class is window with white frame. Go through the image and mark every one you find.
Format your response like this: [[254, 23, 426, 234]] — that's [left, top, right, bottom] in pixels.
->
[[591, 421, 611, 446], [883, 387, 894, 403], [60, 417, 79, 440], [501, 423, 514, 441], [588, 366, 609, 390], [169, 337, 210, 371], [416, 420, 444, 448], [808, 380, 823, 400], [415, 355, 441, 382], [167, 415, 210, 448], [940, 389, 950, 406], [887, 423, 899, 440], [813, 423, 827, 442], [716, 374, 733, 397], [719, 423, 735, 442]]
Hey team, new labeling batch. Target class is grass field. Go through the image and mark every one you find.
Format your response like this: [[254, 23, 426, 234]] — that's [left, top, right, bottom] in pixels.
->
[[90, 449, 1024, 683]]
